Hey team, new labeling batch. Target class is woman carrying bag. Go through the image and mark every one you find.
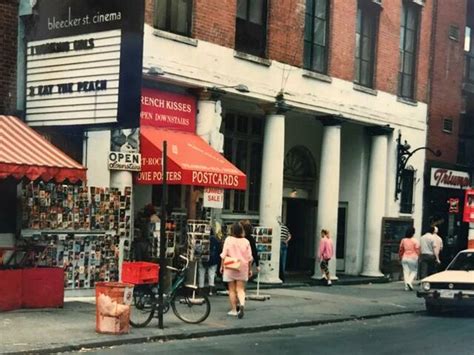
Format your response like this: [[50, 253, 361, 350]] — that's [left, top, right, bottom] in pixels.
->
[[220, 222, 253, 319]]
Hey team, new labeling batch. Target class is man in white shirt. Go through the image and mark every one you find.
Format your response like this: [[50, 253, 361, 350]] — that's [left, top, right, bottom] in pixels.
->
[[419, 226, 441, 279]]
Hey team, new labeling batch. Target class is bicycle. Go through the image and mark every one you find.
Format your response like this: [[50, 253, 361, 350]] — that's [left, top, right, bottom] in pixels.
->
[[129, 255, 211, 327]]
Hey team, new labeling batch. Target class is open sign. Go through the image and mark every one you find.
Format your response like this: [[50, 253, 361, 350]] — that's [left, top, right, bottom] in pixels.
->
[[108, 151, 141, 171]]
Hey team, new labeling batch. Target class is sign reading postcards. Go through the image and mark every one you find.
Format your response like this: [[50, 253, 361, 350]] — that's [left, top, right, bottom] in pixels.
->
[[140, 88, 196, 132], [25, 0, 144, 127]]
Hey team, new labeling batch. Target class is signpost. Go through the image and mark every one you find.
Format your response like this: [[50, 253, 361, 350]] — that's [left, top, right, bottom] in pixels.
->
[[158, 141, 167, 329]]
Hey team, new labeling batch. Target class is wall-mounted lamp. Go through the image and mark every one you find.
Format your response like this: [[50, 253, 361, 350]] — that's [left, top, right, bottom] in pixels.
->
[[147, 66, 165, 76], [395, 131, 441, 200]]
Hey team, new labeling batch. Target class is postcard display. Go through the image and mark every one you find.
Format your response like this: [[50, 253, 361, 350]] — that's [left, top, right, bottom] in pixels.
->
[[151, 221, 177, 259], [186, 220, 211, 262], [21, 182, 133, 289]]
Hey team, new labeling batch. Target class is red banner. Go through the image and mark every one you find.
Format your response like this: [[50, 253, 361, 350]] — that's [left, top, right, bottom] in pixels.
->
[[140, 88, 196, 132], [463, 189, 474, 222]]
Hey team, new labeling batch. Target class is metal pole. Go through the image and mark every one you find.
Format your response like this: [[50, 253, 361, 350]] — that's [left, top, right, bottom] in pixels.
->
[[158, 141, 168, 329]]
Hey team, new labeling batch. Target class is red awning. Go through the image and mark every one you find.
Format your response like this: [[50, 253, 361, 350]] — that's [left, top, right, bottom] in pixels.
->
[[137, 126, 246, 190], [0, 115, 87, 183]]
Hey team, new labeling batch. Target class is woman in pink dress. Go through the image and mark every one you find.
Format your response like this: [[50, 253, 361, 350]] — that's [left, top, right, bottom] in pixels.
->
[[318, 229, 334, 286], [220, 222, 253, 318]]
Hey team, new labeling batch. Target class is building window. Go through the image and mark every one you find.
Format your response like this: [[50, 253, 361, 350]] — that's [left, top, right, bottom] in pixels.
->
[[400, 168, 415, 214], [303, 0, 329, 74], [443, 118, 453, 133], [398, 1, 420, 100], [223, 113, 263, 213], [465, 26, 474, 83], [354, 1, 378, 88], [235, 0, 268, 57], [154, 0, 192, 37]]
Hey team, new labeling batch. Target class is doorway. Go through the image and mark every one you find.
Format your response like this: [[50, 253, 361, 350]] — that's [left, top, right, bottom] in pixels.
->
[[285, 198, 316, 272], [336, 205, 347, 271]]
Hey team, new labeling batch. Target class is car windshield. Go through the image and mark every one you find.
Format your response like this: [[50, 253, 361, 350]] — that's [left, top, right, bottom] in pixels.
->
[[447, 252, 474, 271]]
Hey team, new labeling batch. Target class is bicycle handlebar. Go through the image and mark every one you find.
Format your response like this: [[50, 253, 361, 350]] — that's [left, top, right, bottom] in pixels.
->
[[166, 255, 189, 273]]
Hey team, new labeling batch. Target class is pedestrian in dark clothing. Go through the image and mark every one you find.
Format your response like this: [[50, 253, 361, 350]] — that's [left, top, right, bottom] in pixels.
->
[[198, 229, 221, 295], [241, 220, 260, 275]]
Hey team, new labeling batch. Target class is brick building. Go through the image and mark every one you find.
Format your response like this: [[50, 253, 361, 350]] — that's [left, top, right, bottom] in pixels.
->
[[0, 0, 18, 114], [136, 0, 433, 281], [423, 0, 474, 264]]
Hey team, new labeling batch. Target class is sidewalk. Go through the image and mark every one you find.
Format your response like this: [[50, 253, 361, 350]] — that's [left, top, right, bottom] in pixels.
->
[[0, 282, 424, 354]]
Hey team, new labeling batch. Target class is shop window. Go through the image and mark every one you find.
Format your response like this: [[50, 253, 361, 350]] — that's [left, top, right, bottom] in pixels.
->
[[235, 0, 268, 57], [223, 114, 264, 213], [398, 1, 420, 100], [152, 184, 183, 212], [154, 0, 193, 37], [354, 0, 379, 88], [400, 168, 415, 214], [303, 0, 330, 74]]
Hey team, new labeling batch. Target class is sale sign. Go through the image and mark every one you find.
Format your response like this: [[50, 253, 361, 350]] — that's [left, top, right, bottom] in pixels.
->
[[203, 188, 224, 208], [140, 88, 196, 132], [463, 189, 474, 222]]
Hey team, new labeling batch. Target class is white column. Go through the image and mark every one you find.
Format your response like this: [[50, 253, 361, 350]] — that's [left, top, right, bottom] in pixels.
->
[[259, 112, 286, 284], [84, 130, 110, 188], [313, 120, 341, 280], [196, 99, 216, 144], [361, 131, 389, 277]]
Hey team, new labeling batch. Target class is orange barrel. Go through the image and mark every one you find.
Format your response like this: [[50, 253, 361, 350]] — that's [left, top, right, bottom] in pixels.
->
[[95, 282, 134, 334]]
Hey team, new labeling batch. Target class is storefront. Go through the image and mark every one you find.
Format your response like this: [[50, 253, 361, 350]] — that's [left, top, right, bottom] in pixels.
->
[[423, 163, 471, 267]]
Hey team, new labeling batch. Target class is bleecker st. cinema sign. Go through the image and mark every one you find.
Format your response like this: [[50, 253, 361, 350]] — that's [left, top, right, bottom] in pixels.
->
[[430, 168, 470, 189]]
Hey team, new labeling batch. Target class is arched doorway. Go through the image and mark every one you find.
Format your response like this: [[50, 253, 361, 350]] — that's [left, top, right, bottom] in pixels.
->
[[283, 146, 317, 272]]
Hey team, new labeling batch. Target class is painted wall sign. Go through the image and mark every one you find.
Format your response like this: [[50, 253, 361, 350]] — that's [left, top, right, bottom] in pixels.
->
[[25, 0, 144, 127], [463, 189, 474, 223], [140, 88, 196, 132], [203, 188, 224, 209], [430, 168, 470, 190]]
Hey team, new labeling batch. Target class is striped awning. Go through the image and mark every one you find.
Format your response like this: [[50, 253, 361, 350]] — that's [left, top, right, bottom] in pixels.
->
[[0, 115, 86, 183]]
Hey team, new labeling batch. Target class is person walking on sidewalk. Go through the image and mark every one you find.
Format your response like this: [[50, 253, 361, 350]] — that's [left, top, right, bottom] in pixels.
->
[[278, 218, 292, 283], [419, 226, 441, 279], [318, 229, 334, 286], [220, 222, 253, 319], [241, 219, 260, 278], [399, 227, 420, 291], [198, 228, 221, 296]]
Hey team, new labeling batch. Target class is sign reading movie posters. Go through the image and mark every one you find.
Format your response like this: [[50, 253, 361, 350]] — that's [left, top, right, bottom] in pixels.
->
[[463, 189, 474, 223], [108, 128, 141, 171], [25, 0, 144, 126], [140, 88, 196, 132], [430, 168, 470, 190], [203, 188, 224, 209]]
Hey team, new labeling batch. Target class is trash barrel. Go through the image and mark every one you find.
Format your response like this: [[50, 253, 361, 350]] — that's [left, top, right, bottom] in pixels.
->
[[95, 282, 134, 334]]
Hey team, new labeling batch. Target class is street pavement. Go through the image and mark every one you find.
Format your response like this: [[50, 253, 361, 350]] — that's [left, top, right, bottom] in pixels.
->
[[0, 282, 425, 354], [76, 312, 474, 355]]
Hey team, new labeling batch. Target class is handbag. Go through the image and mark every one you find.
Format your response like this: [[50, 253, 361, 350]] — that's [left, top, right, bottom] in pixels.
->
[[223, 256, 241, 270]]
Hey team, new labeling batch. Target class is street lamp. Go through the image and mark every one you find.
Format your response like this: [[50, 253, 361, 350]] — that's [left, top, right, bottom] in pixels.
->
[[395, 131, 441, 200]]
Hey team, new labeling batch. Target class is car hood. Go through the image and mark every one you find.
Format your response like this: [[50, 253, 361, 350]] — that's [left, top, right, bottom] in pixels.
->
[[422, 270, 474, 283]]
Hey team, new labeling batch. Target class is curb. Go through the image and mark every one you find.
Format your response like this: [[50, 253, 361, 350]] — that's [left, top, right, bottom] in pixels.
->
[[3, 309, 422, 355]]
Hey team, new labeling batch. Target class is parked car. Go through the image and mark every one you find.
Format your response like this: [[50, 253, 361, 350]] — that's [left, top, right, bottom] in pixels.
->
[[417, 249, 474, 314]]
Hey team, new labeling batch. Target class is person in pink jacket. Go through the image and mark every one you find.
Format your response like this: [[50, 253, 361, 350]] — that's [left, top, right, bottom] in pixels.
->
[[318, 229, 334, 286]]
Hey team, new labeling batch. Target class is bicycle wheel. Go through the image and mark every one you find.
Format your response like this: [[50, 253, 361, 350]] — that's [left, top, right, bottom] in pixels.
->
[[171, 286, 211, 324], [129, 285, 155, 328]]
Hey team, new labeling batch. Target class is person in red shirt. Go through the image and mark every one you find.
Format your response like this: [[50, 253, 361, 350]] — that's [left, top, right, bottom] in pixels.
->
[[318, 229, 334, 286]]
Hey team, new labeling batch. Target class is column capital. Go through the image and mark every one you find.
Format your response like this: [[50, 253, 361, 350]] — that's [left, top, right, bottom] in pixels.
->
[[366, 125, 393, 136], [188, 87, 222, 101], [261, 93, 291, 115], [319, 115, 343, 126]]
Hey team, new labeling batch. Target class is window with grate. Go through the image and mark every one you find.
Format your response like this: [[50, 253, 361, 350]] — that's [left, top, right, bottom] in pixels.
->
[[303, 0, 330, 74], [235, 0, 268, 57], [355, 0, 379, 88], [400, 168, 415, 214], [223, 113, 263, 213], [398, 1, 420, 100], [449, 24, 460, 41], [443, 118, 453, 133], [154, 0, 193, 37]]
